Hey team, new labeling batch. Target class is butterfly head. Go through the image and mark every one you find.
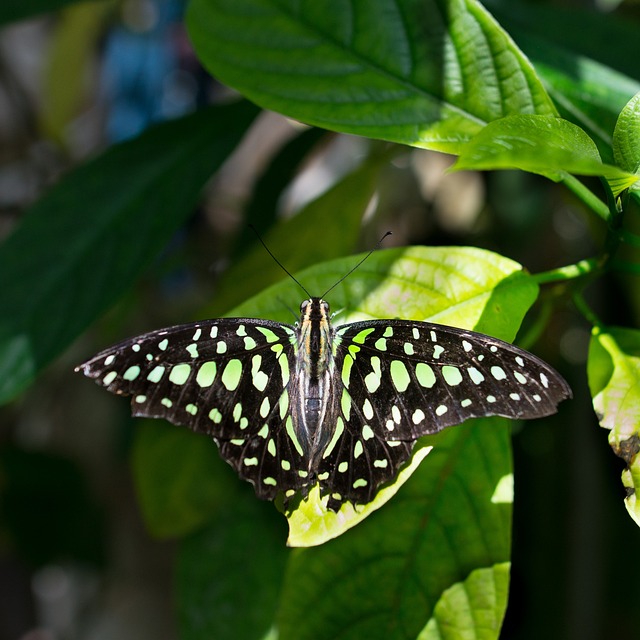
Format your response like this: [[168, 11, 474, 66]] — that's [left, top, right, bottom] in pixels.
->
[[299, 298, 331, 323]]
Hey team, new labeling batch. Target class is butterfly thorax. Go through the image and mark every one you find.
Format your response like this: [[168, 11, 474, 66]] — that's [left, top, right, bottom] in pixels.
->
[[295, 298, 336, 463]]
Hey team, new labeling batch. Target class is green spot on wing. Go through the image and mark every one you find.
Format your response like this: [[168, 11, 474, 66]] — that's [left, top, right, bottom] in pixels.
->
[[124, 365, 141, 381], [196, 361, 217, 387], [169, 363, 191, 385], [390, 360, 410, 392], [221, 359, 242, 391]]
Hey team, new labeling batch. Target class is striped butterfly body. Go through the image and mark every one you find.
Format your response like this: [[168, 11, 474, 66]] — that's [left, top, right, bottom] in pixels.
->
[[77, 297, 571, 511]]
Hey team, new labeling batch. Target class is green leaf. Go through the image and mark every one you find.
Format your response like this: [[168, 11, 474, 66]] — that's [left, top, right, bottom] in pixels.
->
[[277, 418, 512, 640], [485, 1, 640, 82], [0, 101, 259, 405], [587, 326, 640, 528], [454, 115, 638, 195], [484, 1, 640, 161], [132, 422, 239, 538], [177, 499, 288, 640], [417, 563, 510, 640], [501, 28, 640, 159], [613, 92, 640, 178], [225, 245, 537, 544], [187, 0, 556, 154]]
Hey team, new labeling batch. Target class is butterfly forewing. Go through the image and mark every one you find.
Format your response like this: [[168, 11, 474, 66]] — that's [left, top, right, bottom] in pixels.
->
[[77, 318, 312, 499]]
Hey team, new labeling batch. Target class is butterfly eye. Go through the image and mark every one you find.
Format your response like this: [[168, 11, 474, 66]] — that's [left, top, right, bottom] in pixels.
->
[[300, 299, 310, 314]]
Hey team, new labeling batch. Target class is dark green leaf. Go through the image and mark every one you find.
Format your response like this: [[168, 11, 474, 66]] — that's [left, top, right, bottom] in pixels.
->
[[132, 421, 240, 538], [0, 101, 259, 404], [187, 0, 555, 154], [277, 418, 512, 640], [177, 499, 288, 640], [485, 1, 640, 157]]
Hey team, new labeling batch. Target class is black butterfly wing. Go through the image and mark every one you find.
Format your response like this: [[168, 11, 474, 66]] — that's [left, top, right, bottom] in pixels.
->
[[317, 319, 571, 507], [76, 318, 311, 500]]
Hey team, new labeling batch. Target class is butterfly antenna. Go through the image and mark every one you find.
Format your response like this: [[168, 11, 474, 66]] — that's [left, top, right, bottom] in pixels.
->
[[321, 231, 392, 299], [249, 225, 311, 298]]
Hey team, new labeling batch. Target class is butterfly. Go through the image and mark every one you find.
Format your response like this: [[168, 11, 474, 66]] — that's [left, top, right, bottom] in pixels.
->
[[76, 294, 571, 512]]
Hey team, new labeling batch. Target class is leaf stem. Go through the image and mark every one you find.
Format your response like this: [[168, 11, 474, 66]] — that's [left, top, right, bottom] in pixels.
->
[[561, 174, 610, 222], [572, 292, 602, 329], [533, 257, 603, 284]]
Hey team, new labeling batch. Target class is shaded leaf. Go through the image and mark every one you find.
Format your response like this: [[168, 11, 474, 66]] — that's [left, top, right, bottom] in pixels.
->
[[504, 28, 639, 159], [132, 421, 239, 538], [187, 0, 555, 154], [0, 101, 259, 404], [277, 418, 512, 640], [177, 499, 288, 640]]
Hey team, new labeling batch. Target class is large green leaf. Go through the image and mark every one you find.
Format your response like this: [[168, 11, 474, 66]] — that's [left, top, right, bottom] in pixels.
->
[[277, 417, 512, 640], [454, 115, 638, 195], [0, 101, 259, 404], [187, 0, 556, 154], [132, 422, 237, 538], [177, 499, 289, 640], [587, 326, 640, 527]]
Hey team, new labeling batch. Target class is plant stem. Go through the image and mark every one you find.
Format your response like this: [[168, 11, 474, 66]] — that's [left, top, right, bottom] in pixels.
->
[[561, 174, 610, 222], [572, 292, 602, 328], [533, 257, 603, 284]]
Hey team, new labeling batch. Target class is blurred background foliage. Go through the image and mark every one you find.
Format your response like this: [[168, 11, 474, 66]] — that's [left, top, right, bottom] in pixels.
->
[[0, 0, 639, 639]]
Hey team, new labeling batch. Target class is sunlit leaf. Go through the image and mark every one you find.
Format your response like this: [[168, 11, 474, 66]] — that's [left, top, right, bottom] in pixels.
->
[[454, 115, 638, 195], [587, 326, 640, 527], [187, 0, 555, 154], [613, 92, 640, 180]]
